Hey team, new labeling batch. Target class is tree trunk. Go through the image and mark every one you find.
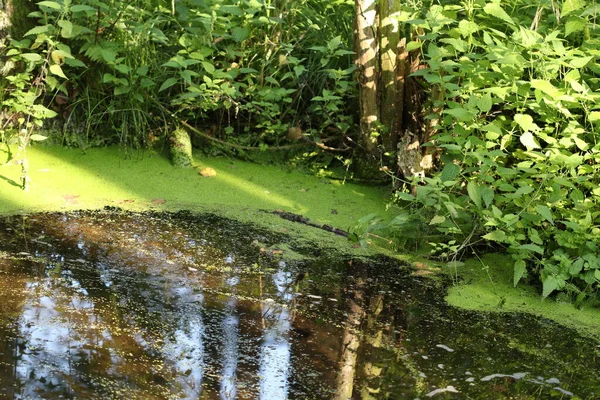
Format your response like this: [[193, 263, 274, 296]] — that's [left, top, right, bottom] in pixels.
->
[[354, 0, 438, 180], [379, 0, 402, 154], [0, 0, 35, 39]]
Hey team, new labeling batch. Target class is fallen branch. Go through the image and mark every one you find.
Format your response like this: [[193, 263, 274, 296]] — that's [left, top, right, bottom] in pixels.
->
[[266, 210, 349, 237], [180, 120, 350, 153]]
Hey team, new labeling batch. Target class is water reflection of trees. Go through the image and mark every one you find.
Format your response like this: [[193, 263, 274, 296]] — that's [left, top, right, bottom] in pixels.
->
[[1, 213, 599, 399]]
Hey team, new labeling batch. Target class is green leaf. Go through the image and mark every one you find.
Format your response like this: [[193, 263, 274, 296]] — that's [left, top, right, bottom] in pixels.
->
[[231, 26, 250, 42], [476, 93, 492, 113], [49, 64, 67, 78], [483, 230, 506, 242], [483, 1, 515, 26], [513, 259, 526, 287], [481, 186, 494, 208], [467, 181, 482, 209], [589, 111, 600, 122], [429, 215, 446, 225], [37, 1, 62, 11], [565, 17, 587, 36], [201, 61, 215, 74], [440, 163, 460, 182], [531, 80, 560, 99], [520, 132, 540, 150], [23, 24, 51, 36], [519, 243, 544, 254], [569, 56, 593, 69], [570, 258, 584, 276], [562, 0, 586, 17], [542, 275, 564, 298], [159, 77, 178, 92], [70, 5, 96, 12], [58, 20, 73, 38], [114, 85, 130, 95], [535, 205, 554, 224], [514, 113, 539, 132], [444, 107, 475, 122], [30, 134, 48, 141], [21, 53, 42, 62]]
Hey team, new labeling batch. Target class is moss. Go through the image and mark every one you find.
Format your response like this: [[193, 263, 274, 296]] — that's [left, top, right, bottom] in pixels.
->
[[0, 145, 395, 258], [445, 253, 600, 341], [169, 128, 193, 168]]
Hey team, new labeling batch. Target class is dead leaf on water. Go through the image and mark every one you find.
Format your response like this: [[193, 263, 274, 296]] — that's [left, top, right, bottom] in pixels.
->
[[152, 198, 166, 204], [115, 199, 135, 204]]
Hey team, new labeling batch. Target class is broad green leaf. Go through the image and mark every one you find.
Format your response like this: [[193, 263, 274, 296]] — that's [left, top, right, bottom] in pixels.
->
[[569, 56, 593, 69], [562, 0, 586, 17], [37, 1, 62, 11], [65, 58, 86, 68], [589, 111, 600, 122], [531, 79, 560, 99], [231, 26, 250, 43], [58, 20, 73, 38], [549, 152, 583, 167], [429, 215, 446, 225], [100, 48, 117, 63], [514, 114, 539, 132], [405, 41, 422, 51], [49, 64, 67, 78], [535, 205, 554, 224], [219, 5, 244, 15], [467, 181, 482, 209], [565, 17, 586, 36], [458, 20, 479, 37], [519, 131, 540, 150], [21, 53, 42, 62], [444, 107, 475, 122], [201, 61, 215, 74], [440, 163, 460, 182], [570, 258, 584, 276], [476, 93, 492, 113], [70, 5, 96, 12], [483, 2, 515, 26], [30, 134, 48, 141], [513, 259, 526, 287], [24, 24, 51, 36], [542, 275, 564, 298], [114, 85, 130, 95], [483, 230, 506, 242], [481, 186, 494, 208], [519, 243, 544, 254], [159, 77, 178, 92]]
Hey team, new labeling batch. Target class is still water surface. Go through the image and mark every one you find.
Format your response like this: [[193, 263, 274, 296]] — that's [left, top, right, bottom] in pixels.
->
[[0, 210, 598, 399]]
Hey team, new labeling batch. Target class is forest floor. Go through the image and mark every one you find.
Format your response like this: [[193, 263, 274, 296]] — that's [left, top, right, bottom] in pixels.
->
[[1, 145, 599, 340]]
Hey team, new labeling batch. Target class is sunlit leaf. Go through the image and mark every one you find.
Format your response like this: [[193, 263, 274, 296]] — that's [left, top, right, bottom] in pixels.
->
[[483, 2, 515, 26], [513, 259, 526, 287], [467, 181, 482, 209], [49, 64, 67, 78]]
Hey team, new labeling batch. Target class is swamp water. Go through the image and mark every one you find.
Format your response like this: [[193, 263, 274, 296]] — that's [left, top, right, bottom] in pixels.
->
[[0, 210, 598, 400]]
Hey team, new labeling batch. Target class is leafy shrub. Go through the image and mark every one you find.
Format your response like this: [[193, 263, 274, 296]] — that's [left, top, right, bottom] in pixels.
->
[[374, 0, 600, 299]]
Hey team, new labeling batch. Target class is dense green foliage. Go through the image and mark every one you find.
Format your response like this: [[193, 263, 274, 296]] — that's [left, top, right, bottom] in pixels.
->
[[362, 0, 600, 300], [1, 0, 355, 151], [2, 0, 600, 300]]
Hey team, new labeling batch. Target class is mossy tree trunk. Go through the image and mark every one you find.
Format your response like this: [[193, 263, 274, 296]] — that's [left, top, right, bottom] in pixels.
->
[[0, 0, 35, 39]]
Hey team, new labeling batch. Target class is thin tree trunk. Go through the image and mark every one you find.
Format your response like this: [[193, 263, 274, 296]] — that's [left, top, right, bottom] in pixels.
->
[[355, 0, 379, 155], [379, 0, 401, 154]]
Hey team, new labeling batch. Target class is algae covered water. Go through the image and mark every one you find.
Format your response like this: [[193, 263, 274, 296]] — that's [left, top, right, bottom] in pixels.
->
[[0, 210, 598, 399]]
